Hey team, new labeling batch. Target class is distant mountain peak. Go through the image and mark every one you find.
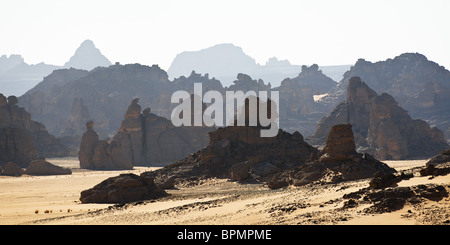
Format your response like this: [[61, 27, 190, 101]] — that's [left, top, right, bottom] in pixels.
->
[[64, 39, 112, 71]]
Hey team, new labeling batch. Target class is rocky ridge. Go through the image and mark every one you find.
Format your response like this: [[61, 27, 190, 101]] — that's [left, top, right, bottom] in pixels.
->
[[308, 77, 449, 160]]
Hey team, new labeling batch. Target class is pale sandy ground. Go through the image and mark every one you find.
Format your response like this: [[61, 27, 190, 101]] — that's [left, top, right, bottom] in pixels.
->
[[1, 158, 449, 225]]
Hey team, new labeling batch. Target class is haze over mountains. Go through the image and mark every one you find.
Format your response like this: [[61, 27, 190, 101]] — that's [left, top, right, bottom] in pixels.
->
[[1, 40, 449, 162], [0, 40, 111, 96], [0, 41, 348, 97], [168, 43, 350, 87]]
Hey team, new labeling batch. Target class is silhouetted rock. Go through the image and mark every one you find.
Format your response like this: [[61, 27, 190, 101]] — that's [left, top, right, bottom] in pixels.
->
[[167, 43, 348, 87], [25, 160, 71, 175], [268, 124, 396, 189], [78, 121, 99, 169], [78, 121, 132, 170], [0, 93, 68, 167], [142, 124, 319, 189], [64, 40, 112, 71], [308, 77, 449, 160], [80, 173, 168, 204], [111, 99, 214, 166]]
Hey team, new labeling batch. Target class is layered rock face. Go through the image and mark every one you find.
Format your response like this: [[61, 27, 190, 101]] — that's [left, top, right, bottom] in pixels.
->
[[0, 94, 68, 167], [112, 99, 214, 166], [268, 124, 396, 189], [275, 64, 335, 137], [322, 53, 450, 143], [308, 77, 449, 160]]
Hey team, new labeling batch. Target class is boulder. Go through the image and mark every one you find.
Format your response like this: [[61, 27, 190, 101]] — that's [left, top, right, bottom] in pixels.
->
[[420, 149, 450, 177], [2, 162, 24, 176], [25, 160, 72, 175], [80, 173, 168, 203]]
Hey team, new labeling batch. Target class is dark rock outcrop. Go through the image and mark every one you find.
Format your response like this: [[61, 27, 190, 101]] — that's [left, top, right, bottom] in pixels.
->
[[141, 123, 319, 189], [344, 184, 448, 214], [419, 149, 450, 177], [0, 93, 68, 167], [25, 160, 72, 175], [308, 77, 449, 160], [268, 124, 396, 189], [79, 173, 168, 204]]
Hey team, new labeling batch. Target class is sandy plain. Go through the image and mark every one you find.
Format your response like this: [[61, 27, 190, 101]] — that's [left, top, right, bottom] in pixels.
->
[[1, 158, 449, 225]]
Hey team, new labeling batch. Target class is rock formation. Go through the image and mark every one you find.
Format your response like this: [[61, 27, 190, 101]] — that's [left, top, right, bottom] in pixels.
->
[[78, 121, 132, 170], [308, 77, 449, 160], [0, 93, 68, 167], [268, 124, 396, 189], [141, 123, 319, 189], [419, 149, 450, 177], [79, 173, 168, 204], [25, 160, 72, 175], [111, 98, 214, 166], [63, 39, 112, 71], [275, 64, 334, 137], [78, 97, 214, 168], [322, 53, 450, 143]]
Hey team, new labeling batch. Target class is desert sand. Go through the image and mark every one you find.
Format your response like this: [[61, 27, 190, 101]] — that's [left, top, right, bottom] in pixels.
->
[[1, 158, 449, 225]]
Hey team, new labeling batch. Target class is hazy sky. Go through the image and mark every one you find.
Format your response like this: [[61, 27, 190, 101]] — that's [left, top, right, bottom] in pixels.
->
[[1, 0, 449, 70]]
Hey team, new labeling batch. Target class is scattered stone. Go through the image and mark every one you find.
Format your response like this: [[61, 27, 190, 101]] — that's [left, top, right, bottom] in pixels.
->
[[344, 184, 448, 214]]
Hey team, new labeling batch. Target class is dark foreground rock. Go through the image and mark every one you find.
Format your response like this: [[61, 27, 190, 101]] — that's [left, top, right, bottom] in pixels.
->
[[343, 184, 448, 214], [80, 173, 168, 204]]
